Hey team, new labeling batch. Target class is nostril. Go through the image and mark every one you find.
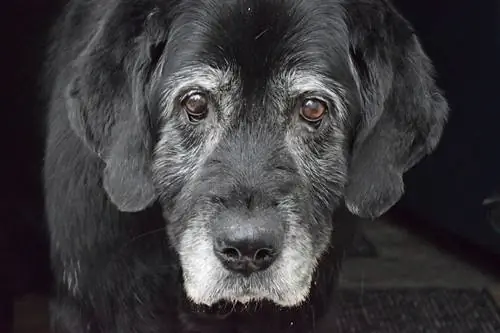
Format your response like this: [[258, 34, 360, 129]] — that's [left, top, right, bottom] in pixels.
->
[[245, 195, 256, 210], [221, 247, 241, 260], [254, 248, 274, 262]]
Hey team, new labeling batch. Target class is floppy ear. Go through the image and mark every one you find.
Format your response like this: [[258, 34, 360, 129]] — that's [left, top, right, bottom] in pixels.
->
[[344, 1, 449, 219], [65, 7, 167, 212]]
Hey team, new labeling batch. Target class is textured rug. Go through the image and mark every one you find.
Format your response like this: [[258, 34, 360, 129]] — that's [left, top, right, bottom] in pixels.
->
[[334, 288, 500, 333]]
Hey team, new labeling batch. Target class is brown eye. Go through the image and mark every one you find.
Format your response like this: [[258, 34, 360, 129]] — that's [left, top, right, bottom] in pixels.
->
[[182, 92, 209, 121], [299, 98, 327, 123]]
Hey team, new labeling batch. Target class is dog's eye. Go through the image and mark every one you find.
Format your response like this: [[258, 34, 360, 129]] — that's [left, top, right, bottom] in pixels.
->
[[299, 98, 327, 124], [182, 92, 209, 122]]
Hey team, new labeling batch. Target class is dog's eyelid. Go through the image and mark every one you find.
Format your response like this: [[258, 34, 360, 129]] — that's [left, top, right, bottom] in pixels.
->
[[178, 88, 211, 103], [293, 89, 332, 104]]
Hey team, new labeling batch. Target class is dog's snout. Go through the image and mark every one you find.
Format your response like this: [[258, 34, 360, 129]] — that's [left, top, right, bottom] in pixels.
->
[[214, 225, 281, 275]]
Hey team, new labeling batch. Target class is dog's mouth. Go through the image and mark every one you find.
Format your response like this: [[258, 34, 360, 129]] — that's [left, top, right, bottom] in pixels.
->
[[184, 288, 306, 319], [219, 290, 266, 305], [181, 266, 314, 308]]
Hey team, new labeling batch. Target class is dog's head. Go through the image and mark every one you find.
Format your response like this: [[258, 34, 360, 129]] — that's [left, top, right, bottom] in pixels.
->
[[65, 0, 448, 307]]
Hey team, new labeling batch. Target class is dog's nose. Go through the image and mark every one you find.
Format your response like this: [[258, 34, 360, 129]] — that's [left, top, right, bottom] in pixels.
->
[[214, 225, 281, 275]]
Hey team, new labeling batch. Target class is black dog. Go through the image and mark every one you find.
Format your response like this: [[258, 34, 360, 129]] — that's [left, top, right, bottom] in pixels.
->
[[42, 0, 448, 332]]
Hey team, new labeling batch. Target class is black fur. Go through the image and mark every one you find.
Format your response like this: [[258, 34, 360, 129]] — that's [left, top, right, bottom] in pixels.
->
[[43, 0, 448, 332], [343, 0, 448, 218]]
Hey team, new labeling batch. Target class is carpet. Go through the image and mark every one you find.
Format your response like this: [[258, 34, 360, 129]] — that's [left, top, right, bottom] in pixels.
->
[[334, 288, 500, 333]]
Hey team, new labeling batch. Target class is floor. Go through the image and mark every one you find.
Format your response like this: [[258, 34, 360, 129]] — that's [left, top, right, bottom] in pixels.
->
[[341, 218, 500, 291], [11, 215, 500, 333]]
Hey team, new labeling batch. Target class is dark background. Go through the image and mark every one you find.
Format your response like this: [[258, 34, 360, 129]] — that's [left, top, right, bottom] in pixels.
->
[[0, 0, 499, 331], [393, 0, 500, 255]]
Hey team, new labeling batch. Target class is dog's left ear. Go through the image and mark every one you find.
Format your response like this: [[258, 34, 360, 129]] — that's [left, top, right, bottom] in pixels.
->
[[344, 1, 449, 219]]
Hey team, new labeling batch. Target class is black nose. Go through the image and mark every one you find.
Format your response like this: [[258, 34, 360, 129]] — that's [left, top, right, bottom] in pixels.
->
[[214, 226, 281, 275]]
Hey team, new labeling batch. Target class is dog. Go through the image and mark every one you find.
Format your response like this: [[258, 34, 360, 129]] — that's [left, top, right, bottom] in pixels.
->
[[42, 0, 448, 332]]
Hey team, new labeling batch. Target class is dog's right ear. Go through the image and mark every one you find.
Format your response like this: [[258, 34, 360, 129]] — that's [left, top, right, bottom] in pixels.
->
[[65, 6, 168, 212]]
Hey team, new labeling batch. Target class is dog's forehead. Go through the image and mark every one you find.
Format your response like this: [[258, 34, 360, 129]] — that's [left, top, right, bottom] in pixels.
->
[[167, 0, 350, 86]]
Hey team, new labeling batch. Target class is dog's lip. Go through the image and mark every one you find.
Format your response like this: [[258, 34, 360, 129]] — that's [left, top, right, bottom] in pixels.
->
[[218, 292, 267, 306]]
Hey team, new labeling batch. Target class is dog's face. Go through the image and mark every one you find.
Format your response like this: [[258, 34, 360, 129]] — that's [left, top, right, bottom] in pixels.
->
[[65, 0, 448, 308], [152, 1, 353, 307]]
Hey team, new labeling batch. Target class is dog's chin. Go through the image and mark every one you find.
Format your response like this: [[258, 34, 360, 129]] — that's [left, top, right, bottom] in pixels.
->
[[185, 287, 312, 309], [182, 271, 314, 308]]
